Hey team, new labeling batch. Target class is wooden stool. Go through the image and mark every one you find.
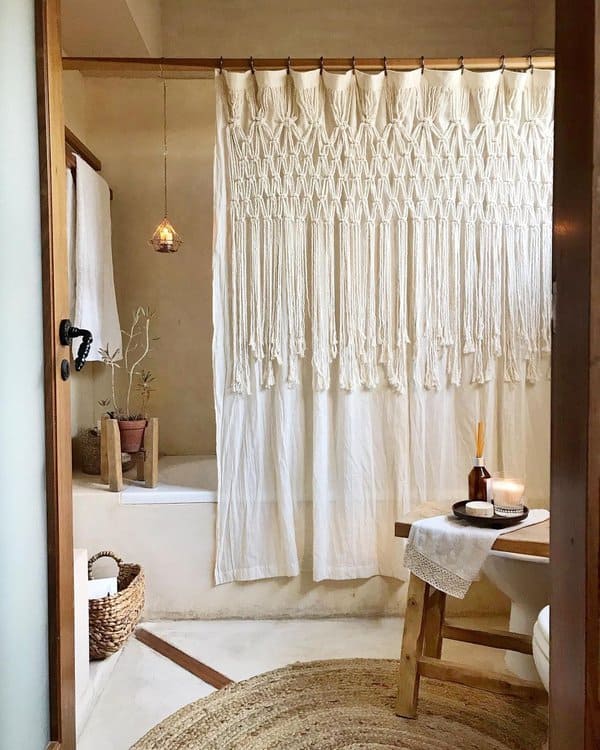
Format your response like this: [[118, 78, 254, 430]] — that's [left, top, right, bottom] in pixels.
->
[[100, 417, 159, 492], [396, 573, 547, 717], [394, 505, 550, 718]]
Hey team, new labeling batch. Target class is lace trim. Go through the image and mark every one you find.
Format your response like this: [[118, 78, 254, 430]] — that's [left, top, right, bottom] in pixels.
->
[[404, 541, 472, 599]]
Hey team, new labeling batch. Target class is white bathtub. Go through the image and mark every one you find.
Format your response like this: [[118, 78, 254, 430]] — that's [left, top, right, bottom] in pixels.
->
[[72, 455, 502, 619]]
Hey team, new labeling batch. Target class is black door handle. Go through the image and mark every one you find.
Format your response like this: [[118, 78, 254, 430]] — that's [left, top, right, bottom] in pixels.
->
[[59, 319, 93, 371]]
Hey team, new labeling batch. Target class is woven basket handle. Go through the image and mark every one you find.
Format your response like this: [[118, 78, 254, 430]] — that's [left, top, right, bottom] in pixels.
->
[[88, 550, 123, 579]]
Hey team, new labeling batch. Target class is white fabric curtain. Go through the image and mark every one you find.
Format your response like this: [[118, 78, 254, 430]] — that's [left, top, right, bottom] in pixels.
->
[[213, 66, 553, 584]]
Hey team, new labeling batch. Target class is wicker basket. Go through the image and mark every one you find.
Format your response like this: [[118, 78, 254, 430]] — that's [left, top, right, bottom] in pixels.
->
[[88, 551, 145, 660], [77, 427, 102, 475]]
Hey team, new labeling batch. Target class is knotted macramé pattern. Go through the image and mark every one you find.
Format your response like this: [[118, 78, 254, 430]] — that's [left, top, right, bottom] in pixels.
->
[[216, 67, 554, 395]]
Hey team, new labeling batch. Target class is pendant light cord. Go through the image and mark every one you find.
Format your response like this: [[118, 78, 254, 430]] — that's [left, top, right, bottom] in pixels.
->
[[161, 65, 168, 217]]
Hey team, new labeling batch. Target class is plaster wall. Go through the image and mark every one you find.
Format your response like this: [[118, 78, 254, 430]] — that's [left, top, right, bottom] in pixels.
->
[[163, 0, 547, 58]]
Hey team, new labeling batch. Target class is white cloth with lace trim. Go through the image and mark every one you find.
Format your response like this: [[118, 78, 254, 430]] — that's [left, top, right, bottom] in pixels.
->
[[403, 508, 550, 598]]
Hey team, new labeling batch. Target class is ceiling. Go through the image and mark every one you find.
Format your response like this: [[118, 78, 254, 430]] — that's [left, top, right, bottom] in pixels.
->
[[61, 0, 162, 57]]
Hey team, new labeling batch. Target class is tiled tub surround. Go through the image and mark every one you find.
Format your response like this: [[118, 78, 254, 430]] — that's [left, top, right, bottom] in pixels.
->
[[74, 458, 509, 620]]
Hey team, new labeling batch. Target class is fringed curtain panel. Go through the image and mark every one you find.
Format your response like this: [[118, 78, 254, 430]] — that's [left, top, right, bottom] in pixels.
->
[[213, 67, 554, 584]]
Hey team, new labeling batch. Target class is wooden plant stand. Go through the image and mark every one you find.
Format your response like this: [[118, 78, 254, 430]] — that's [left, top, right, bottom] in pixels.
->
[[394, 504, 550, 718], [100, 417, 159, 492]]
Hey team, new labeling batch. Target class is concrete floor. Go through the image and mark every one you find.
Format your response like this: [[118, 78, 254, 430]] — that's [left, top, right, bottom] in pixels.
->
[[78, 616, 511, 750]]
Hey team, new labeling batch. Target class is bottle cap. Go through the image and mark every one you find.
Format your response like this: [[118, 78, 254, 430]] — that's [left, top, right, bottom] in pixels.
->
[[473, 457, 484, 467]]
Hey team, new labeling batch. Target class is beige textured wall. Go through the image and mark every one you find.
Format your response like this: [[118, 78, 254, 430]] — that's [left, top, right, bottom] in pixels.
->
[[63, 70, 88, 140], [532, 0, 555, 50], [64, 1, 554, 454], [163, 0, 538, 57], [79, 77, 216, 454], [64, 73, 215, 453]]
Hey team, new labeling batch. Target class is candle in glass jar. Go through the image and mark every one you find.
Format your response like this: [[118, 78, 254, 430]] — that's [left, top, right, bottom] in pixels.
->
[[492, 479, 524, 508]]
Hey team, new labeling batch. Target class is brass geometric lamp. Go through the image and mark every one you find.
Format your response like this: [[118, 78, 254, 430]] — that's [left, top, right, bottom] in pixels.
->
[[151, 216, 182, 254], [150, 74, 182, 253]]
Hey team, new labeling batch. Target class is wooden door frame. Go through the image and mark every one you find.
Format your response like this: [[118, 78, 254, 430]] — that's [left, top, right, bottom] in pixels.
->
[[36, 0, 76, 748], [551, 1, 600, 748]]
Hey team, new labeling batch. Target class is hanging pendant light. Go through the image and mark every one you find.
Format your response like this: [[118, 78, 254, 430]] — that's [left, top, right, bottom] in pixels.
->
[[150, 72, 182, 253]]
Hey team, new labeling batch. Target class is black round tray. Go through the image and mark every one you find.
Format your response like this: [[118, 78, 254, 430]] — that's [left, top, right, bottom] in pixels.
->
[[452, 500, 529, 529]]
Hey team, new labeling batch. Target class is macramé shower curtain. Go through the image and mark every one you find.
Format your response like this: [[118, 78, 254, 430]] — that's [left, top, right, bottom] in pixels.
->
[[213, 66, 554, 584]]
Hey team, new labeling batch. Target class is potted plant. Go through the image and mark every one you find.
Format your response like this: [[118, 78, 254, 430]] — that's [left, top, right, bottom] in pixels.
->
[[99, 306, 158, 454]]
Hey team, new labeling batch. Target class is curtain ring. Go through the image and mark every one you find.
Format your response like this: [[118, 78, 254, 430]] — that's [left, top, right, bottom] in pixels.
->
[[420, 55, 425, 75], [219, 56, 224, 75], [383, 56, 388, 76], [528, 54, 534, 74], [500, 54, 505, 74], [459, 55, 465, 75], [352, 55, 356, 75], [319, 56, 324, 75], [286, 56, 291, 75], [249, 56, 255, 75]]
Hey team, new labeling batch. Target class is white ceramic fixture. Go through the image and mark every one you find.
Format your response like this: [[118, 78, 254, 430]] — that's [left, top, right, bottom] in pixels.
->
[[482, 550, 550, 680], [532, 605, 550, 691]]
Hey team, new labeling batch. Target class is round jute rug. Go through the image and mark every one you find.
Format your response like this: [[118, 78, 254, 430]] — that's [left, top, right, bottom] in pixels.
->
[[132, 659, 547, 750]]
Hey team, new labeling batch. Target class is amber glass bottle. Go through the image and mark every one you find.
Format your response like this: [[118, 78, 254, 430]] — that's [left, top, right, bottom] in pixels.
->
[[468, 457, 491, 501]]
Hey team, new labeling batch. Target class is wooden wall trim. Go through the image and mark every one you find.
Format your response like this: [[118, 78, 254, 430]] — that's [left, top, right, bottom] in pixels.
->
[[35, 0, 76, 747], [65, 126, 102, 171], [551, 0, 600, 747]]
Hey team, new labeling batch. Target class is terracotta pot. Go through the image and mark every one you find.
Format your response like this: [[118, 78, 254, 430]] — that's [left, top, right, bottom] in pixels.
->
[[118, 419, 147, 454]]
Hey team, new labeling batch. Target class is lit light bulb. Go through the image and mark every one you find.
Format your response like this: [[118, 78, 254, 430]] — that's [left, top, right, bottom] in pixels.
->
[[150, 218, 181, 253], [159, 224, 174, 247]]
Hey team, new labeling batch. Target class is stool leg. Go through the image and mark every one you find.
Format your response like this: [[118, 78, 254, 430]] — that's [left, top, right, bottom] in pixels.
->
[[423, 588, 446, 659], [144, 418, 159, 488], [396, 573, 429, 718]]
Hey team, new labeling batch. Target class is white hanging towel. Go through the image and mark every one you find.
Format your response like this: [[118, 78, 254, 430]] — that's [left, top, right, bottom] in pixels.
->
[[404, 509, 550, 598], [72, 154, 121, 361], [66, 168, 76, 318]]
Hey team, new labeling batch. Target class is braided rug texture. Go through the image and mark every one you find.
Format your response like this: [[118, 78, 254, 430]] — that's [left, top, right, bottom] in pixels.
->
[[132, 658, 547, 749]]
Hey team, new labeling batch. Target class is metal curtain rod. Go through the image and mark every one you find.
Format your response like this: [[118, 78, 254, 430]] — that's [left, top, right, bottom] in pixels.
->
[[63, 54, 555, 78]]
